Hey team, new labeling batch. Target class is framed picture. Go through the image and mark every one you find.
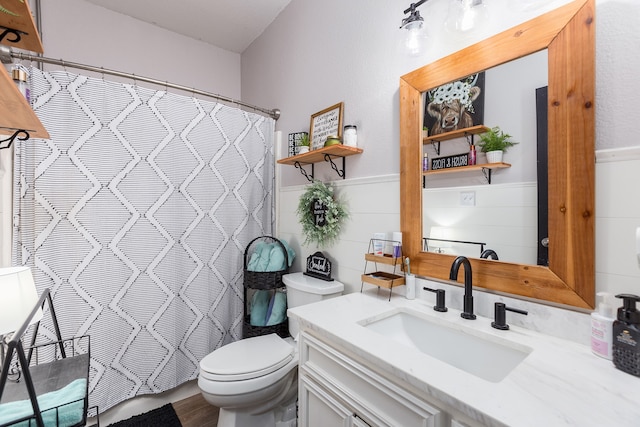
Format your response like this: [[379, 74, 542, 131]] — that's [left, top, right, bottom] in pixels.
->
[[424, 73, 485, 136], [309, 102, 344, 150]]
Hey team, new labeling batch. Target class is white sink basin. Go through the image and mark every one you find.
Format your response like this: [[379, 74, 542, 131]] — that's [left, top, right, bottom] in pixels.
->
[[360, 308, 532, 382]]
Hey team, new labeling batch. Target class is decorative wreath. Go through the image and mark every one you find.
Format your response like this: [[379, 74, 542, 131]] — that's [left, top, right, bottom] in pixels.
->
[[297, 181, 348, 247]]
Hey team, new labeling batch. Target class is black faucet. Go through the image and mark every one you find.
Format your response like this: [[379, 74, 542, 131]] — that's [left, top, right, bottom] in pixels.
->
[[449, 256, 476, 319], [480, 249, 499, 260]]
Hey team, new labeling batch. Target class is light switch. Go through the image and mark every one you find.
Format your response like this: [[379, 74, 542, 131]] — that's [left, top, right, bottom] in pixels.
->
[[460, 191, 475, 206]]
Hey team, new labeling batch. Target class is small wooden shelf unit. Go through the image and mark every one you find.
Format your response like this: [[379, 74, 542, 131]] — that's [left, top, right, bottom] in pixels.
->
[[361, 243, 405, 300]]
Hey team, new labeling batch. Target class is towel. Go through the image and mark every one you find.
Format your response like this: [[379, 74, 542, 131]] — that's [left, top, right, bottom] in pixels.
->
[[266, 245, 286, 272], [247, 239, 296, 272], [279, 240, 296, 268], [265, 291, 287, 326], [249, 290, 271, 326], [247, 242, 274, 272], [0, 378, 86, 427]]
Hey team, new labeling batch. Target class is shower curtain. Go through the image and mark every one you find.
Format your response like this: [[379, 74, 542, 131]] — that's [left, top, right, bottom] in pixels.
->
[[12, 67, 275, 411]]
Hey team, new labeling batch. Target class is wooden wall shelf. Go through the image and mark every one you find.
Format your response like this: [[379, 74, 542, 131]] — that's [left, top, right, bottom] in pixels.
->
[[278, 144, 363, 181], [423, 162, 510, 177], [0, 1, 49, 146], [0, 1, 44, 53], [423, 125, 489, 155], [423, 125, 489, 143], [0, 65, 49, 144], [422, 162, 510, 186], [278, 144, 362, 165]]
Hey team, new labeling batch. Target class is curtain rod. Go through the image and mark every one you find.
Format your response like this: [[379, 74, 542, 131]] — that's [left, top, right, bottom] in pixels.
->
[[7, 50, 281, 120]]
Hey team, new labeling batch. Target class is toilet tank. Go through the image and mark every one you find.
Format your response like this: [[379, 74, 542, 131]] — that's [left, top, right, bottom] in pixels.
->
[[282, 272, 344, 338]]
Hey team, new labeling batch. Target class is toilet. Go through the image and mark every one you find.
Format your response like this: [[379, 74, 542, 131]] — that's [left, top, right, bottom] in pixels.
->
[[198, 272, 344, 427]]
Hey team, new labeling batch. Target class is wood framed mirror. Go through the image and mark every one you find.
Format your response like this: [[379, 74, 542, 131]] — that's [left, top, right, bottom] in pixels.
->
[[400, 0, 595, 309]]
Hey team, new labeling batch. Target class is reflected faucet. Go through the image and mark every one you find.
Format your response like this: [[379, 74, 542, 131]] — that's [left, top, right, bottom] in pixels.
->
[[449, 256, 476, 320], [480, 249, 499, 260]]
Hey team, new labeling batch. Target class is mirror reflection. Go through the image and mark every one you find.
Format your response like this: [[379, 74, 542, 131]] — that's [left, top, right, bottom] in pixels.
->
[[422, 50, 548, 265]]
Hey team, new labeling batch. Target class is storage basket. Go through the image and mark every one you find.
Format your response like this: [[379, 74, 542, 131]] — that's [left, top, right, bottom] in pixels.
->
[[243, 236, 290, 339], [243, 236, 289, 290], [243, 315, 289, 338]]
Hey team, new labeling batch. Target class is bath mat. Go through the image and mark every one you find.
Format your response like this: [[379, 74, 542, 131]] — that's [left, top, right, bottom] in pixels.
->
[[106, 404, 182, 427]]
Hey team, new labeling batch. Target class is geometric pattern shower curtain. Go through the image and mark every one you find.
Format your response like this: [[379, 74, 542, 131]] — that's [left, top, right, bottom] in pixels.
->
[[12, 67, 275, 411]]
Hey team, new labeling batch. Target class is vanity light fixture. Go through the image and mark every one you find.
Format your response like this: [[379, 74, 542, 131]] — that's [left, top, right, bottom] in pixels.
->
[[400, 1, 429, 56], [401, 0, 487, 55], [445, 0, 488, 32]]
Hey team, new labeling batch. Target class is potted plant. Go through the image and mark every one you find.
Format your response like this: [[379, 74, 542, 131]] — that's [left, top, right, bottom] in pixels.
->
[[478, 126, 518, 163], [297, 133, 310, 154]]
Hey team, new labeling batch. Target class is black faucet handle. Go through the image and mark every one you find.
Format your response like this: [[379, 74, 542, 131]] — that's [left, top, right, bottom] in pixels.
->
[[491, 302, 528, 330], [423, 287, 448, 312]]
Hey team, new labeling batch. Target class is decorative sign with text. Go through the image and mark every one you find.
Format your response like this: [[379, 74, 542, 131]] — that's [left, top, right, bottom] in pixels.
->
[[309, 102, 344, 150], [431, 153, 469, 171], [288, 132, 308, 157], [304, 251, 334, 281], [311, 199, 328, 227]]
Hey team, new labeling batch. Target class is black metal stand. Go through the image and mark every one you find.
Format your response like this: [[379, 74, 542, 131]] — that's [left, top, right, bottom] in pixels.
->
[[0, 289, 94, 427]]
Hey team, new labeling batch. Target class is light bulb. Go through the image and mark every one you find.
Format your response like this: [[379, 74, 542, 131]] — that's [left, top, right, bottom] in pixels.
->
[[402, 21, 428, 56], [446, 0, 488, 32]]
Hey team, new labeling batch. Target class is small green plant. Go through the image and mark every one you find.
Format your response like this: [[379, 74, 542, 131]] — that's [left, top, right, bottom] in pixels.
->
[[478, 126, 518, 153], [299, 133, 310, 147]]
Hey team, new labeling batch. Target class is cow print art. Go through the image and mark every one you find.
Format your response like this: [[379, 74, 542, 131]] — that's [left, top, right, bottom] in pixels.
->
[[424, 72, 485, 136]]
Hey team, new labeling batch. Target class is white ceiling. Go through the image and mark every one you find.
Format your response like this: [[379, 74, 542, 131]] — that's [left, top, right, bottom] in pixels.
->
[[83, 0, 292, 53]]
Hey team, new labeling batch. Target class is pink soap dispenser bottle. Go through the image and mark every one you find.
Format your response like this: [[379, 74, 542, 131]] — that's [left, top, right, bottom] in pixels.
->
[[591, 292, 615, 360]]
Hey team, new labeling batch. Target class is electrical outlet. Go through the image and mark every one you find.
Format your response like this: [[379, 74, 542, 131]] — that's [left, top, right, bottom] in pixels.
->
[[460, 191, 475, 206]]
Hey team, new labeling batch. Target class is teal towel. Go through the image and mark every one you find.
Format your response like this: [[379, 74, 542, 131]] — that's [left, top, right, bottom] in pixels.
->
[[279, 240, 296, 268], [247, 242, 274, 272], [266, 292, 287, 326], [247, 239, 296, 272], [250, 290, 271, 326], [0, 378, 86, 427], [264, 292, 276, 325], [266, 245, 286, 272]]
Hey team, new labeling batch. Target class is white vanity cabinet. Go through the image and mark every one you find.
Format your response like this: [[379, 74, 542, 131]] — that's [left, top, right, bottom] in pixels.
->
[[298, 331, 476, 427]]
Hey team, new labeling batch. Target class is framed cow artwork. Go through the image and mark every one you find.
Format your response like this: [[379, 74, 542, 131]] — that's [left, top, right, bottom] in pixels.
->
[[423, 72, 485, 136]]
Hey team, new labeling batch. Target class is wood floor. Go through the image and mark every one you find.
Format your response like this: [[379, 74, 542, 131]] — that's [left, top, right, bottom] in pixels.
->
[[173, 393, 219, 427]]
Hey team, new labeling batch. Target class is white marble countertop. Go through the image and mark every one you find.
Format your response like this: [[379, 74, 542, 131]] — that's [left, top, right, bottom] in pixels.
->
[[288, 290, 640, 426]]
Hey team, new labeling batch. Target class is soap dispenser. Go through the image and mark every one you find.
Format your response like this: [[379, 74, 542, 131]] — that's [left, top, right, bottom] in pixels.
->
[[591, 292, 615, 360], [612, 294, 640, 377]]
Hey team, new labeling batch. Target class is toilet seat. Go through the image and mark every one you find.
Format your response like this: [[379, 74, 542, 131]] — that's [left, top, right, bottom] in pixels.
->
[[200, 334, 294, 382]]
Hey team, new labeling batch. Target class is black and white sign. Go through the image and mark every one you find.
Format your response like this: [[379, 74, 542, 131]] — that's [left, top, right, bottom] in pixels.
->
[[304, 251, 334, 281], [312, 199, 328, 227], [431, 153, 469, 171], [310, 102, 344, 150]]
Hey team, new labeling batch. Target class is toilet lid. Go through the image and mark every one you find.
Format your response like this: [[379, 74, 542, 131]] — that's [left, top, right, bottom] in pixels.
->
[[200, 334, 294, 381]]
